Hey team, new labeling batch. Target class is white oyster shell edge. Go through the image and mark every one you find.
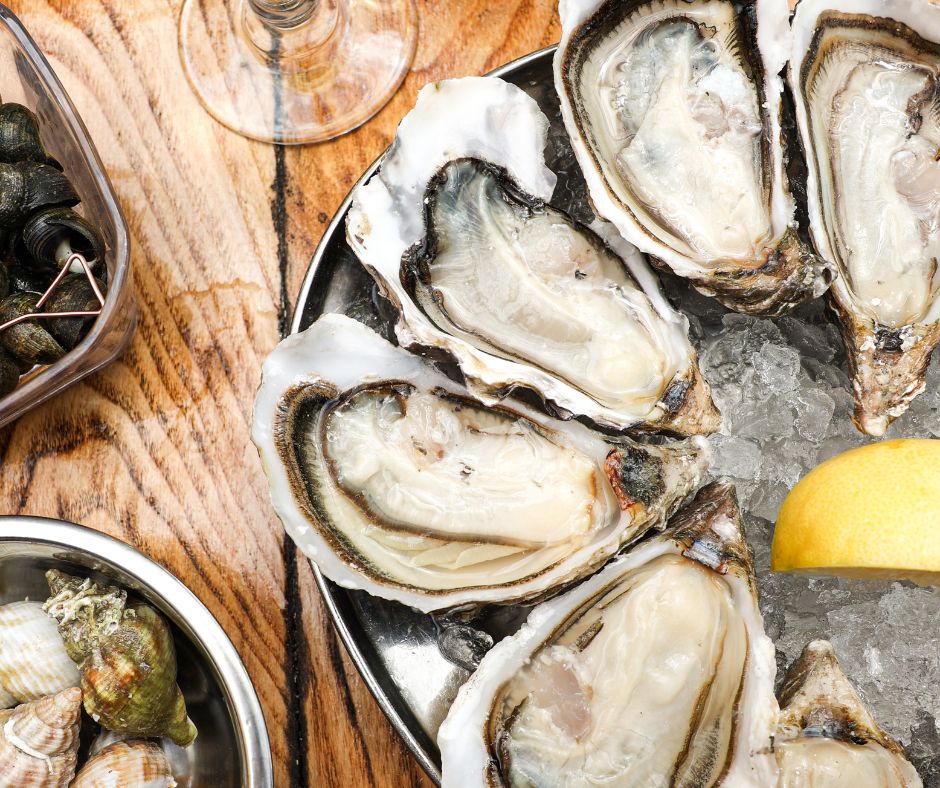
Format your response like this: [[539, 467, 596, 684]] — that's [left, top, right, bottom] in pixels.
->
[[553, 0, 796, 280], [789, 0, 940, 327], [251, 313, 711, 614], [438, 507, 779, 787], [345, 75, 704, 432]]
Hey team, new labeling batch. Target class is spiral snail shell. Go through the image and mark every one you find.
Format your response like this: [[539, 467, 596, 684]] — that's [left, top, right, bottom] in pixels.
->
[[43, 570, 197, 747], [0, 687, 82, 787], [0, 601, 79, 706], [72, 740, 177, 787]]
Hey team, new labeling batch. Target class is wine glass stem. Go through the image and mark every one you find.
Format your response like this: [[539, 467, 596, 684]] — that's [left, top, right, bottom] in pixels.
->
[[249, 0, 320, 30], [244, 0, 342, 63]]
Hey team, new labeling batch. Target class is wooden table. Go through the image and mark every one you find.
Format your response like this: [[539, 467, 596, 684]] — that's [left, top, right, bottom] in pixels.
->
[[0, 1, 559, 785]]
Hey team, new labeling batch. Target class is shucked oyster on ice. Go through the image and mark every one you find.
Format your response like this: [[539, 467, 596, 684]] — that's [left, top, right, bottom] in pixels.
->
[[251, 313, 709, 613], [790, 0, 940, 435], [438, 482, 778, 786], [346, 76, 719, 436], [775, 640, 922, 787], [554, 0, 833, 315]]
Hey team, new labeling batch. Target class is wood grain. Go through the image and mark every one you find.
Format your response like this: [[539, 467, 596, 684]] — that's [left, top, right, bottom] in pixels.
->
[[0, 1, 560, 786]]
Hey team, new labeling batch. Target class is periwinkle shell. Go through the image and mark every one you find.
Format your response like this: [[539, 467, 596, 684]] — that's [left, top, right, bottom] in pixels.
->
[[22, 207, 105, 271], [41, 273, 107, 350], [0, 162, 78, 229], [0, 103, 53, 165], [5, 261, 56, 294], [0, 347, 18, 397], [0, 291, 66, 365]]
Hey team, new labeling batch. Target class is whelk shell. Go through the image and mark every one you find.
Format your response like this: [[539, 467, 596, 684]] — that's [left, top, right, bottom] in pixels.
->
[[0, 687, 82, 787], [0, 601, 79, 706], [43, 570, 197, 747], [72, 740, 177, 788]]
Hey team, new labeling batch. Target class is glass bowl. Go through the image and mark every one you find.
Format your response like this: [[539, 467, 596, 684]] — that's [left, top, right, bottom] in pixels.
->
[[0, 5, 135, 428]]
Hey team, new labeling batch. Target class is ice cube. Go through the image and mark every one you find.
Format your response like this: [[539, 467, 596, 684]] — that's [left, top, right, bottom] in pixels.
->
[[709, 434, 762, 480], [754, 343, 802, 393], [794, 389, 836, 442]]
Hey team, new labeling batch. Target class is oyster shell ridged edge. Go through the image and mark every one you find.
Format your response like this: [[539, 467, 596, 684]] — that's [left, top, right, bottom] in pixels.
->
[[553, 0, 834, 316], [438, 482, 779, 787], [251, 313, 711, 613], [788, 0, 940, 435], [345, 75, 719, 435]]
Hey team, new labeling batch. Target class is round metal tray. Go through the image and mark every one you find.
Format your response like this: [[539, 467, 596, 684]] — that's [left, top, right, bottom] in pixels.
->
[[289, 44, 940, 786], [292, 48, 563, 784]]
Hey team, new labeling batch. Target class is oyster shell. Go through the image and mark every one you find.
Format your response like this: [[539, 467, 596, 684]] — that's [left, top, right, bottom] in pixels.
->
[[554, 0, 832, 315], [789, 0, 940, 435], [346, 76, 719, 435], [775, 640, 922, 787], [438, 482, 777, 786], [252, 313, 709, 612], [0, 601, 79, 707]]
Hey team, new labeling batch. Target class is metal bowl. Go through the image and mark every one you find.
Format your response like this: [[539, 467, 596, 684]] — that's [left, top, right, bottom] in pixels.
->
[[0, 516, 273, 787]]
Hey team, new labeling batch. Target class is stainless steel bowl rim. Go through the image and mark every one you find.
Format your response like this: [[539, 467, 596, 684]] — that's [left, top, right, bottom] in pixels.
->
[[0, 515, 274, 787]]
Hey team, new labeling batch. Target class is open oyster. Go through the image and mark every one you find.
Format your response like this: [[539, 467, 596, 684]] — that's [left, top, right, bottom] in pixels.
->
[[252, 313, 708, 613], [776, 640, 922, 787], [438, 482, 778, 786], [790, 0, 940, 435], [554, 0, 832, 315], [346, 76, 719, 435]]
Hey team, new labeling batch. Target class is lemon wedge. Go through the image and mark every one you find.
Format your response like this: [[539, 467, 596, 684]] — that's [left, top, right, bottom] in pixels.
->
[[772, 439, 940, 585]]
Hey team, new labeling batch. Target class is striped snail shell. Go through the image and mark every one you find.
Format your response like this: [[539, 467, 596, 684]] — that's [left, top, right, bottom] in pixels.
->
[[0, 687, 82, 787]]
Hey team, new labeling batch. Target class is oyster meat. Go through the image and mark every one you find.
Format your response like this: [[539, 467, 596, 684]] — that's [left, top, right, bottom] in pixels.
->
[[555, 0, 832, 315], [252, 313, 709, 613], [438, 482, 778, 786], [776, 640, 922, 787], [790, 0, 940, 435], [347, 76, 719, 435]]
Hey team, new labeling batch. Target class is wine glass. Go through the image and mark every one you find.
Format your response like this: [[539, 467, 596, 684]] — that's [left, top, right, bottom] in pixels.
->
[[179, 0, 418, 144]]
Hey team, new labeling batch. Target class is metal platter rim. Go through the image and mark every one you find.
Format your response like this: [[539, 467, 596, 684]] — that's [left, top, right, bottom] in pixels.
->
[[290, 44, 560, 786]]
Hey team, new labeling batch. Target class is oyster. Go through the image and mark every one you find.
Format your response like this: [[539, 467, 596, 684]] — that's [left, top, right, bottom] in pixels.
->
[[252, 313, 709, 613], [776, 640, 922, 787], [438, 482, 778, 786], [347, 76, 719, 435], [554, 0, 832, 315], [790, 0, 940, 435]]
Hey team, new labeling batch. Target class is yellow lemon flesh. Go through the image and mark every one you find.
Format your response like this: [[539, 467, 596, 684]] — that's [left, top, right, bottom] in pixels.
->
[[772, 438, 940, 585]]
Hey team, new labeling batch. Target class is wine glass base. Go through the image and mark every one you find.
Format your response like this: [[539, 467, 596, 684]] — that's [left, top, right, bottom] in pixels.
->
[[179, 0, 418, 144]]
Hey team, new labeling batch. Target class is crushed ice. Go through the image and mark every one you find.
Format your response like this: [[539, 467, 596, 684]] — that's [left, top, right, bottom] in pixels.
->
[[675, 280, 940, 782]]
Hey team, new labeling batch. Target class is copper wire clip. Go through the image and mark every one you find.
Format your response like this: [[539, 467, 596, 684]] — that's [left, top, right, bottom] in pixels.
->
[[0, 253, 104, 336]]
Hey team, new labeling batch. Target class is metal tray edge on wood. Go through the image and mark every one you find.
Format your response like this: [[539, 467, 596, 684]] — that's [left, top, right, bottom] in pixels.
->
[[291, 47, 558, 785]]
